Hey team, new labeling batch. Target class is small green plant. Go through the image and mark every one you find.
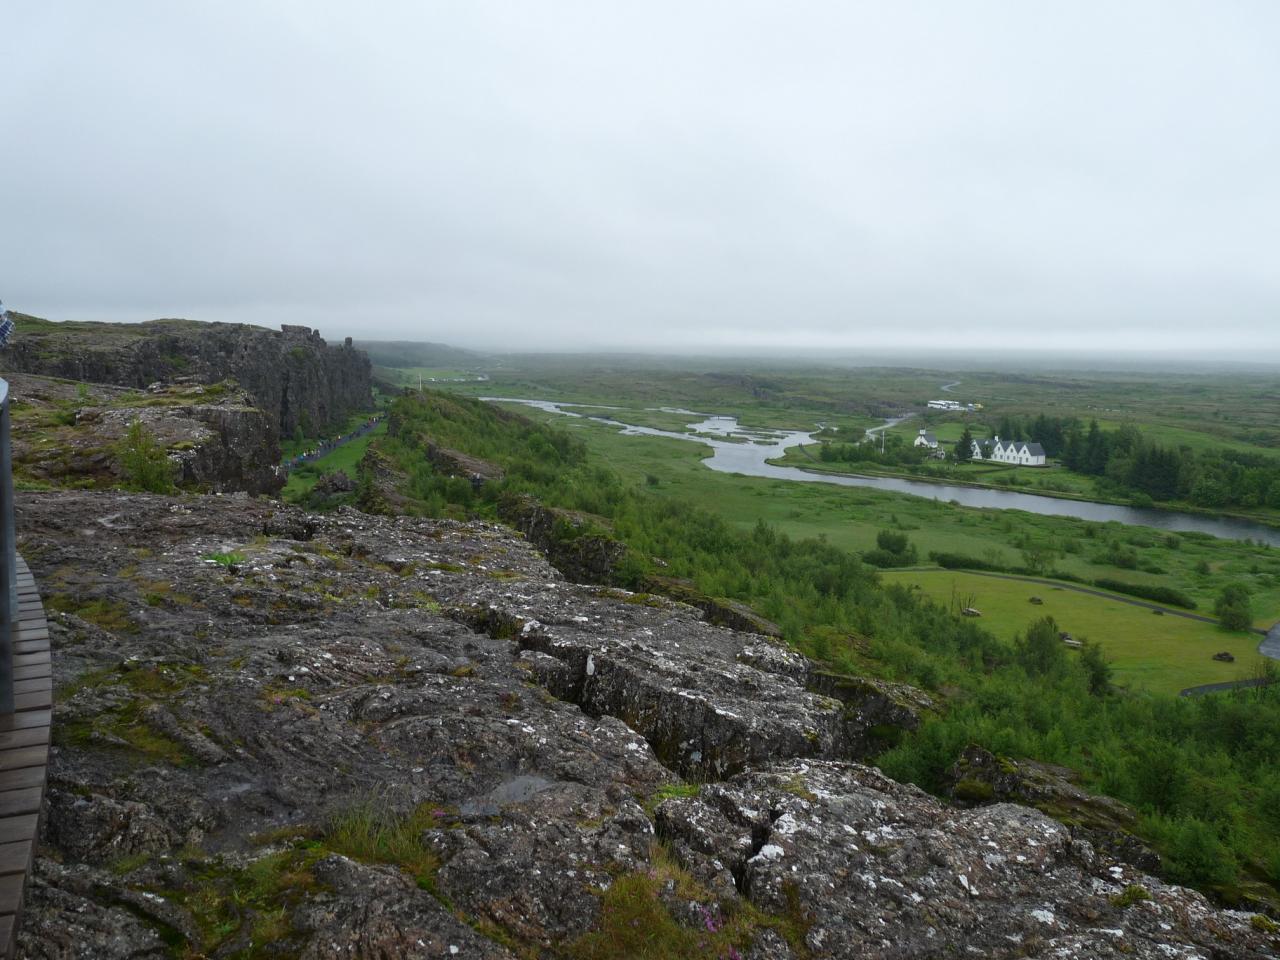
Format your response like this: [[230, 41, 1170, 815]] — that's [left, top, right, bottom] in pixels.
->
[[1110, 884, 1150, 908], [565, 843, 811, 959], [203, 551, 247, 568], [323, 801, 446, 895], [652, 782, 699, 802], [116, 418, 175, 493], [1252, 914, 1279, 934]]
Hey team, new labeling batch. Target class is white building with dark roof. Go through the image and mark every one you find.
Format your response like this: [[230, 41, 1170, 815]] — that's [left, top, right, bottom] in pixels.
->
[[970, 435, 1046, 466], [913, 428, 939, 449]]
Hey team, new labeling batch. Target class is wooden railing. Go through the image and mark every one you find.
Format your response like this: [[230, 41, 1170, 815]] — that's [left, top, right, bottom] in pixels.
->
[[0, 378, 52, 957]]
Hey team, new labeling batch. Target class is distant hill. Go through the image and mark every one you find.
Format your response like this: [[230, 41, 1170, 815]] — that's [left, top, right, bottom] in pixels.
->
[[350, 339, 487, 370]]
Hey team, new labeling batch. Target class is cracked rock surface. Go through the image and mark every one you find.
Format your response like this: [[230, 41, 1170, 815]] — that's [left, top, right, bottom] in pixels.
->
[[14, 491, 1278, 958], [657, 760, 1278, 959]]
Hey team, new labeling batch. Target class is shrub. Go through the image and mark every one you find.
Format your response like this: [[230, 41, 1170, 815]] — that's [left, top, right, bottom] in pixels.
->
[[1109, 884, 1150, 907], [865, 529, 917, 568], [1093, 578, 1197, 610], [116, 419, 174, 493], [203, 551, 247, 568], [876, 530, 909, 555], [1215, 583, 1253, 632], [929, 551, 1005, 572], [953, 778, 995, 803]]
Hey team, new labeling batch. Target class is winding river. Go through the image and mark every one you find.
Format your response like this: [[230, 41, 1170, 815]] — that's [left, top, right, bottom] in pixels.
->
[[487, 398, 1280, 548]]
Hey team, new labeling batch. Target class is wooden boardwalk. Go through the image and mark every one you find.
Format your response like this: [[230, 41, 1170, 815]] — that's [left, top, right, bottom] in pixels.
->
[[0, 555, 50, 957]]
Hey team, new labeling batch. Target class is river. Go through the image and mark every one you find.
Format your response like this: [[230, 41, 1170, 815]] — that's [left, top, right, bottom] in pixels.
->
[[485, 398, 1280, 548]]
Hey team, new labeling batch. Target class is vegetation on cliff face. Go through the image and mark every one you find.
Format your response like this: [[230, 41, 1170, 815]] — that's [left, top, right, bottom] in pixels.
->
[[0, 312, 373, 437], [115, 419, 175, 493], [8, 373, 283, 495], [361, 389, 1280, 906]]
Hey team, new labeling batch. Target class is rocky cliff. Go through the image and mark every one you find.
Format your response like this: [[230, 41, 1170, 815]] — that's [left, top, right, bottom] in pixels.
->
[[15, 490, 1278, 958], [8, 373, 282, 495], [0, 314, 372, 437]]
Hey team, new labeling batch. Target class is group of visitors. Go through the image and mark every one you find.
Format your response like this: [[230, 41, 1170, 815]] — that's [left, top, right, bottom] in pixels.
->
[[282, 413, 384, 473]]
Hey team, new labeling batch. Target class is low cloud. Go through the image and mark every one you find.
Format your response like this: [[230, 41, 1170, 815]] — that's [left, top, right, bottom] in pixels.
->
[[3, 2, 1278, 358]]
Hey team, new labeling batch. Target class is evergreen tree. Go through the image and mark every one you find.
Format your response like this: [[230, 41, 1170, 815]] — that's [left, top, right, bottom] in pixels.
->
[[1084, 420, 1108, 475], [955, 427, 974, 462], [1062, 424, 1084, 471]]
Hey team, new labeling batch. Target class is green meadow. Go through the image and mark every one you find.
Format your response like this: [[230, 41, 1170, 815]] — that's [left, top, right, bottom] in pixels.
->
[[496, 402, 1280, 636], [879, 569, 1265, 695], [282, 421, 387, 501]]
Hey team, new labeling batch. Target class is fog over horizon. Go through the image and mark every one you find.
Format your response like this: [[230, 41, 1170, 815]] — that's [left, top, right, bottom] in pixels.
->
[[4, 2, 1279, 358]]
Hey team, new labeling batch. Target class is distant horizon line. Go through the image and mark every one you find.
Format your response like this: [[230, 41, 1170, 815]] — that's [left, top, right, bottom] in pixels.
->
[[11, 309, 1280, 373]]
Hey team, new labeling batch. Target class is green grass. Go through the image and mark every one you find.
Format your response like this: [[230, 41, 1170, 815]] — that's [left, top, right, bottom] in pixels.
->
[[282, 421, 387, 501], [497, 402, 1280, 624], [774, 443, 1116, 501], [378, 365, 484, 386], [880, 570, 1267, 695], [564, 843, 810, 960], [202, 550, 246, 567], [322, 801, 444, 893], [281, 410, 384, 460]]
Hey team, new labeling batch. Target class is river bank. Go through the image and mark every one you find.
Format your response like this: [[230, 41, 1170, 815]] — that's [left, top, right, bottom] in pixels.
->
[[777, 444, 1280, 535], [486, 396, 1280, 546]]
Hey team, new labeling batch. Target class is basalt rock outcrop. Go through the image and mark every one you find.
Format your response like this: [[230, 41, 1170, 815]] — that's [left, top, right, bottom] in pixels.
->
[[1, 314, 372, 437], [7, 373, 282, 495], [496, 493, 635, 586], [14, 491, 1279, 958], [658, 761, 1266, 959], [948, 745, 1162, 874]]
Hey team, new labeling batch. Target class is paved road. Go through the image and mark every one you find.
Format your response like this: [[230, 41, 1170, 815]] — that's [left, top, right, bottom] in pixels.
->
[[1180, 677, 1275, 698], [940, 380, 962, 393]]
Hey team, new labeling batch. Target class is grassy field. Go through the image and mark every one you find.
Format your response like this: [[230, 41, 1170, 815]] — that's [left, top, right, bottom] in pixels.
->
[[495, 402, 1280, 627], [879, 570, 1266, 695], [432, 356, 1280, 524], [377, 366, 485, 386], [281, 410, 386, 461], [437, 355, 1280, 451], [773, 443, 1112, 500], [282, 421, 386, 501]]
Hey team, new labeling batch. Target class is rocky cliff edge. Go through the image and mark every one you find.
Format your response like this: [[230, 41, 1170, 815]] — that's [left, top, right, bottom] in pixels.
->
[[15, 491, 1278, 958]]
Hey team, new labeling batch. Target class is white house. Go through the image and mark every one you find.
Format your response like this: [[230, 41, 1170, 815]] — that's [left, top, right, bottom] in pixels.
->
[[970, 435, 1046, 466], [913, 428, 939, 449], [913, 429, 946, 459]]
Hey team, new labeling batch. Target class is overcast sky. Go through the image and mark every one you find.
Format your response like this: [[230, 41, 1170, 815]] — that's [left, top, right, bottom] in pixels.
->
[[3, 2, 1278, 356]]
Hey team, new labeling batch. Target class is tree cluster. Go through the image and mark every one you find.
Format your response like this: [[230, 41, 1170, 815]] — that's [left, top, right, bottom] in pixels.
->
[[1062, 420, 1280, 509]]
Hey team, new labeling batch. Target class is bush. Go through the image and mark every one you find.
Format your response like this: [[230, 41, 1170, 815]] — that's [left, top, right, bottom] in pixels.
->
[[876, 530, 909, 555], [953, 778, 995, 803], [1215, 583, 1253, 632], [863, 548, 909, 569], [929, 551, 1005, 572], [115, 419, 174, 493], [1093, 578, 1197, 610], [865, 530, 917, 568]]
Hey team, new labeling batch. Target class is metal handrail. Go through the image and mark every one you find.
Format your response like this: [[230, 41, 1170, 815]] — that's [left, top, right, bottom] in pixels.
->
[[0, 377, 13, 713]]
